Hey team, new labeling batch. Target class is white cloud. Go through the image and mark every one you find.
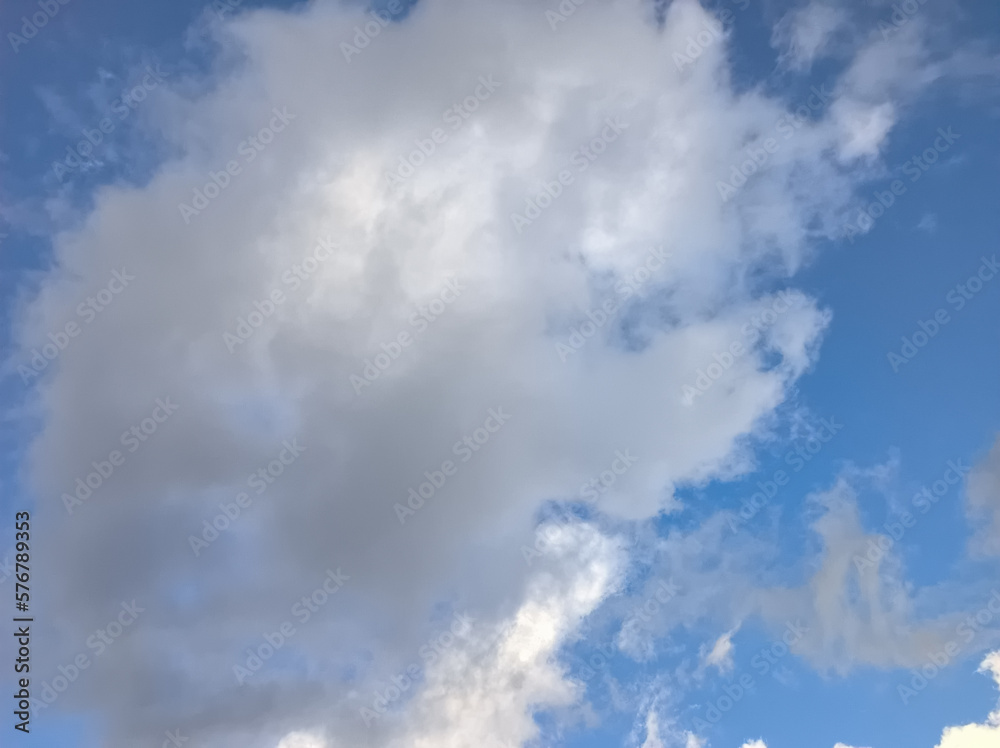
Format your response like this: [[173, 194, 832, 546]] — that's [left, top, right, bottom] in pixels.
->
[[934, 650, 1000, 747], [828, 18, 946, 164], [832, 99, 897, 162], [700, 626, 738, 674], [272, 522, 624, 748], [276, 734, 328, 748], [377, 522, 625, 748], [5, 0, 978, 745], [772, 2, 850, 71], [641, 710, 666, 748], [637, 707, 705, 748], [685, 732, 706, 748]]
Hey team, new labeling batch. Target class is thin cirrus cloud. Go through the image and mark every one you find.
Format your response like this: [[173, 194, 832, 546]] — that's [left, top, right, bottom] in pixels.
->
[[966, 435, 1000, 557]]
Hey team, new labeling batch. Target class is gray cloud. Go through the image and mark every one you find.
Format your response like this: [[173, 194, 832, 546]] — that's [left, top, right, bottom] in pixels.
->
[[5, 0, 989, 746], [967, 435, 1000, 556]]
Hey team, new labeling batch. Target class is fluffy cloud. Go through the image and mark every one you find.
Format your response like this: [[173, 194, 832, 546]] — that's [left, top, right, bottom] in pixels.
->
[[376, 522, 624, 748], [5, 0, 978, 746], [935, 651, 1000, 748]]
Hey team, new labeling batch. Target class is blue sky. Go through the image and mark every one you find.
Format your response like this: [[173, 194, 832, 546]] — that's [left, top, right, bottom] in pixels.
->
[[2, 1, 1000, 748]]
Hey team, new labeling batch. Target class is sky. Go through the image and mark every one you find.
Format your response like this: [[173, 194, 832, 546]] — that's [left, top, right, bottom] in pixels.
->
[[0, 0, 999, 747]]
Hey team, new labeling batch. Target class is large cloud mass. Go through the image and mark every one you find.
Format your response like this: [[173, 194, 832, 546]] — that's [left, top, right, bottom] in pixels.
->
[[6, 0, 985, 746]]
